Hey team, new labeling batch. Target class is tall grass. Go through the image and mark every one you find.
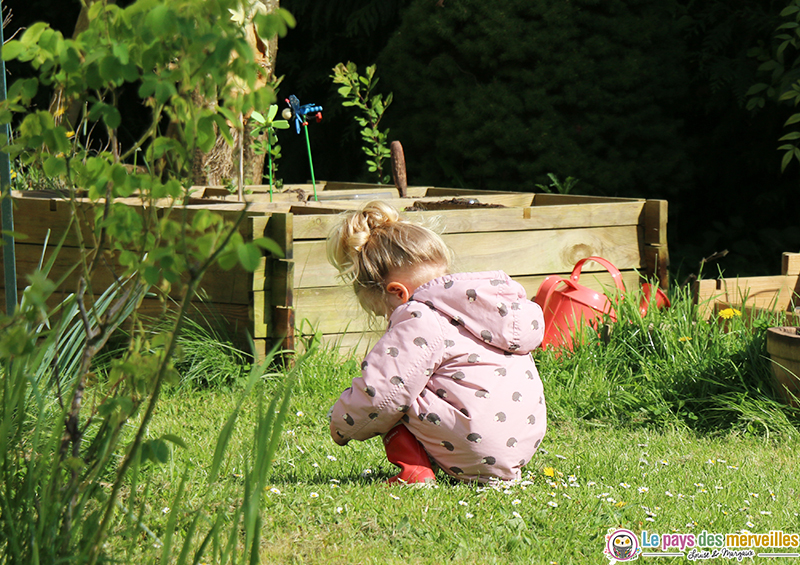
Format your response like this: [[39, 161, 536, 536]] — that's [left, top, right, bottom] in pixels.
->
[[126, 286, 800, 564], [538, 284, 798, 437]]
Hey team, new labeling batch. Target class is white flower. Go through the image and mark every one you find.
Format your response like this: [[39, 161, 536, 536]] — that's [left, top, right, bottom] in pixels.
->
[[309, 492, 319, 498], [390, 494, 400, 500], [548, 501, 558, 508], [638, 487, 649, 493], [587, 481, 597, 487], [296, 411, 304, 417], [162, 507, 170, 514], [269, 487, 281, 495], [513, 511, 522, 518], [465, 512, 474, 518], [619, 483, 631, 489], [327, 455, 337, 461], [459, 500, 469, 506], [646, 517, 655, 522], [512, 499, 521, 505], [335, 506, 343, 514]]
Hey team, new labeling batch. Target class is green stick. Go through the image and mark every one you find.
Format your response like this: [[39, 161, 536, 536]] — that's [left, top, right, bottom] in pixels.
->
[[268, 128, 274, 203], [303, 123, 317, 201]]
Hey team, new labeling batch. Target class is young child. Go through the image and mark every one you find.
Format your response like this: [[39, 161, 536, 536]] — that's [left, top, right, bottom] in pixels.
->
[[327, 202, 547, 483]]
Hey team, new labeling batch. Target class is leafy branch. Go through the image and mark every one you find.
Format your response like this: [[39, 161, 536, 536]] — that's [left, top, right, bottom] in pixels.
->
[[332, 62, 394, 184]]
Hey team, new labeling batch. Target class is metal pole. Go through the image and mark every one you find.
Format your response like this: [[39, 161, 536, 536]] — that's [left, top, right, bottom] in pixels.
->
[[0, 0, 18, 315]]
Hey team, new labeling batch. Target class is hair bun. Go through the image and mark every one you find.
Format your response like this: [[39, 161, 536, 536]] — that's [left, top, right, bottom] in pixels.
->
[[350, 202, 400, 252]]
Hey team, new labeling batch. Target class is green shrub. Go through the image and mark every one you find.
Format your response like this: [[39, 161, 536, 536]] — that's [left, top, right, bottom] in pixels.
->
[[378, 0, 690, 196]]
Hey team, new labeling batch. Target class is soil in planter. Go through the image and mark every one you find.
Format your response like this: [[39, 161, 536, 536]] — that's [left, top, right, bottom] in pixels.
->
[[404, 198, 506, 211]]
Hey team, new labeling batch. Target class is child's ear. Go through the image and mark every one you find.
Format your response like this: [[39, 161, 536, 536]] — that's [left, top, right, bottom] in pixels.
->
[[386, 281, 411, 304]]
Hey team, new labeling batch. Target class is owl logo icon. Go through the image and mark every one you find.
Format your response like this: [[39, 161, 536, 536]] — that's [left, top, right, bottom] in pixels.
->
[[604, 528, 641, 562]]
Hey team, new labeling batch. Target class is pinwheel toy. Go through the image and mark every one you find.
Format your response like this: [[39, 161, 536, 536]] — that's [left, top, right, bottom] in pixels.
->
[[284, 95, 323, 200]]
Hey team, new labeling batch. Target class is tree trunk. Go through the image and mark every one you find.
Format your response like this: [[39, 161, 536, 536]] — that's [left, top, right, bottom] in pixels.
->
[[191, 0, 279, 190]]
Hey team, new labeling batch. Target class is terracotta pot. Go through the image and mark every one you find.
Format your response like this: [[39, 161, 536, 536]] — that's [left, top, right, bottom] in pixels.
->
[[766, 326, 800, 407]]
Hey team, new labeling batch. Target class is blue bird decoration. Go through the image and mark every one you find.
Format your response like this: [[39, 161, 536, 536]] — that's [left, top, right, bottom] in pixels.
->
[[285, 95, 323, 134]]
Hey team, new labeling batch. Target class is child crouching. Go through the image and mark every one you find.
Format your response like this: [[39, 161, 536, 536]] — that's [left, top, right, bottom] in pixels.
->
[[327, 202, 547, 483]]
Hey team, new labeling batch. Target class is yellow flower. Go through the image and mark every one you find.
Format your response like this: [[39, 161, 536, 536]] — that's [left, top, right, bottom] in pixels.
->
[[718, 308, 741, 319], [614, 501, 627, 508], [678, 336, 692, 342], [9, 169, 17, 180], [543, 467, 555, 477], [66, 131, 75, 139], [53, 106, 66, 118]]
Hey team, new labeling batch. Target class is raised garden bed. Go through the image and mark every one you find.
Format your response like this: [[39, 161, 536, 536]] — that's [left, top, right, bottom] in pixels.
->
[[692, 252, 800, 326], [3, 183, 669, 358]]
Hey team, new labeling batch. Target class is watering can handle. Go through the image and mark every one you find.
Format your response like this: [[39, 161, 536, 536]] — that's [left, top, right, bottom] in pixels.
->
[[534, 274, 577, 309], [570, 256, 627, 295]]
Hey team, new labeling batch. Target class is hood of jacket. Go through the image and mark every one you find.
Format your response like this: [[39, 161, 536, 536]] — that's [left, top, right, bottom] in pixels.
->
[[407, 270, 543, 354]]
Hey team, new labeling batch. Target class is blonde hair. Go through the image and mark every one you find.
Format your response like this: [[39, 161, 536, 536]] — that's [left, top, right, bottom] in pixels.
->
[[327, 201, 452, 315]]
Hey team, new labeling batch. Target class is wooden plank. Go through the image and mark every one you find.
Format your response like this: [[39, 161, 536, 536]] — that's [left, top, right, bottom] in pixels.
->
[[4, 242, 252, 304], [289, 201, 647, 241], [287, 225, 643, 289], [292, 270, 643, 335], [252, 290, 268, 339], [313, 331, 382, 358], [692, 275, 800, 314], [532, 193, 643, 205], [643, 200, 668, 246], [783, 252, 800, 276]]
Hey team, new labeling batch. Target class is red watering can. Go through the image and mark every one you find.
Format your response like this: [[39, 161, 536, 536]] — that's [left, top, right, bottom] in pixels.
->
[[534, 256, 669, 351]]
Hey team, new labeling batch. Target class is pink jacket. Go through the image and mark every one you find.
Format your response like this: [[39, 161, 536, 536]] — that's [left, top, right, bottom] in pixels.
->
[[330, 271, 547, 482]]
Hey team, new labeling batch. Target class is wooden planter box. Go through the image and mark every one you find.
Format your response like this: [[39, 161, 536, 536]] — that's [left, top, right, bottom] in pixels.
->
[[692, 252, 800, 326], [3, 184, 669, 358], [252, 184, 669, 357]]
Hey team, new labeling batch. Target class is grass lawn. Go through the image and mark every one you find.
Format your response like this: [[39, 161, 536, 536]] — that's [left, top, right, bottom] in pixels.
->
[[134, 291, 800, 564]]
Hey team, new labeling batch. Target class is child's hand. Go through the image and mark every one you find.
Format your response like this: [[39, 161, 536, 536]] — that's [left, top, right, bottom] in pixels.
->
[[330, 421, 350, 446]]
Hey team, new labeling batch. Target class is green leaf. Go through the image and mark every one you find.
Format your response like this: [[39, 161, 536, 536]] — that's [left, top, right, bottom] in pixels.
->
[[1, 40, 26, 61], [212, 114, 234, 146], [779, 131, 800, 141], [103, 106, 122, 129], [43, 155, 66, 177], [780, 4, 800, 16], [251, 111, 266, 124], [785, 114, 800, 126], [237, 242, 262, 271], [217, 249, 238, 271], [745, 83, 769, 96], [155, 82, 176, 105], [272, 120, 290, 130], [142, 438, 170, 464], [218, 106, 241, 127], [197, 116, 217, 153], [781, 149, 794, 172], [252, 237, 284, 257], [144, 3, 171, 37], [267, 105, 279, 122]]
